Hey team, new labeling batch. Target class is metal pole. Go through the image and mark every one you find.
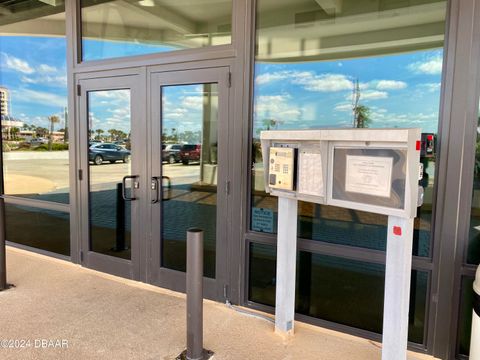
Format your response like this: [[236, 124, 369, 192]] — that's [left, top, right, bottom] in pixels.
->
[[0, 197, 7, 290], [470, 266, 480, 359], [114, 182, 126, 251], [275, 196, 298, 335], [186, 228, 204, 360], [382, 215, 414, 360], [0, 116, 6, 290]]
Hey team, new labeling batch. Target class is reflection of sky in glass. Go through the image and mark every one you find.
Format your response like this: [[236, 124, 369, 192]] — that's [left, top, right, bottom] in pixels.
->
[[82, 39, 175, 62], [0, 36, 67, 130], [162, 84, 216, 135], [88, 89, 130, 134], [0, 34, 443, 138], [253, 49, 443, 136]]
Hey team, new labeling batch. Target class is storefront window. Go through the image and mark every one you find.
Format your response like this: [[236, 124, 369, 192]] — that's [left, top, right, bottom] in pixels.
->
[[248, 243, 428, 343], [81, 0, 232, 61], [0, 3, 69, 204], [5, 204, 70, 256], [251, 0, 447, 257], [457, 277, 475, 356]]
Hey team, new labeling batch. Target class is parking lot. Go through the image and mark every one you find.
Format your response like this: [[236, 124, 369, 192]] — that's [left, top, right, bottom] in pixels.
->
[[2, 153, 202, 198]]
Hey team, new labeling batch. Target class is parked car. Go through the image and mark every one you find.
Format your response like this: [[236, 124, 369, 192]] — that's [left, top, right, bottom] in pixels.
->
[[162, 144, 182, 164], [179, 144, 201, 165], [89, 143, 131, 165], [30, 137, 48, 146]]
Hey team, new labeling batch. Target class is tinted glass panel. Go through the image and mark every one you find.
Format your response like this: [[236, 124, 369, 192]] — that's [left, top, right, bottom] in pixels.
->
[[5, 204, 70, 256], [468, 103, 480, 265], [0, 2, 69, 204], [161, 84, 218, 278], [457, 277, 475, 356], [81, 0, 232, 61], [88, 89, 132, 260], [249, 242, 428, 344], [251, 0, 447, 257]]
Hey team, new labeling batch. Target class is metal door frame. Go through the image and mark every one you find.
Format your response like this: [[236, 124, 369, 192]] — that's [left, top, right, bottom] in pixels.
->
[[147, 67, 231, 301], [77, 74, 147, 280]]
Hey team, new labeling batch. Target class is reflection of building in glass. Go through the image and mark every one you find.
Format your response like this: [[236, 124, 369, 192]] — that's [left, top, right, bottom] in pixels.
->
[[0, 87, 24, 140], [0, 87, 9, 116], [1, 115, 24, 140]]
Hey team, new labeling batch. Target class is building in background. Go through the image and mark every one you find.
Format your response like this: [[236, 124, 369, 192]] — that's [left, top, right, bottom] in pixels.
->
[[0, 87, 9, 117]]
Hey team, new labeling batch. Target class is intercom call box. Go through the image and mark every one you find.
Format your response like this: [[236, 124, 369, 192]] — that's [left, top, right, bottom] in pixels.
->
[[260, 129, 422, 218], [268, 147, 296, 191]]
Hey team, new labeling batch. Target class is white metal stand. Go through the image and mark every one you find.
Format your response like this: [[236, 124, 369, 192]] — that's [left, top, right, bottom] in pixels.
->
[[472, 311, 480, 360], [274, 196, 298, 335], [382, 215, 414, 360], [470, 266, 480, 360]]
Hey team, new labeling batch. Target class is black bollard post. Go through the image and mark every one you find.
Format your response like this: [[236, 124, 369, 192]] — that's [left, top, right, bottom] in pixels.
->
[[114, 182, 126, 252], [177, 228, 212, 360]]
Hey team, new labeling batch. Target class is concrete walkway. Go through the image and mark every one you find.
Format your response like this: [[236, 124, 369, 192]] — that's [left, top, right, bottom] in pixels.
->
[[0, 247, 438, 360]]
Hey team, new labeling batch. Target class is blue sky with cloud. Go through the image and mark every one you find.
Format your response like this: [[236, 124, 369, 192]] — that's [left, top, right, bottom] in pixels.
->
[[0, 35, 443, 136], [253, 49, 443, 135]]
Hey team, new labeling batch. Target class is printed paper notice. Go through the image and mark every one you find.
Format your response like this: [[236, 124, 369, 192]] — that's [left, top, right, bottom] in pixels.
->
[[345, 155, 393, 198], [298, 150, 324, 197]]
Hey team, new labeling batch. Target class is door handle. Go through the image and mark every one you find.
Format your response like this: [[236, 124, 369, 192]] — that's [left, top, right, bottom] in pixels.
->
[[151, 176, 160, 203], [122, 175, 138, 201], [162, 176, 172, 201]]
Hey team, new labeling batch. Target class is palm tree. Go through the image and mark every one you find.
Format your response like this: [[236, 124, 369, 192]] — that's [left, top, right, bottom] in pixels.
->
[[351, 78, 371, 128], [354, 105, 371, 128], [36, 127, 48, 137], [108, 129, 117, 142], [10, 127, 19, 140], [48, 115, 60, 151], [95, 128, 104, 140]]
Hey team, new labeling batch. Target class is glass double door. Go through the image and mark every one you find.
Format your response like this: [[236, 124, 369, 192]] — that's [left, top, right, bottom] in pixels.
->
[[78, 68, 230, 300]]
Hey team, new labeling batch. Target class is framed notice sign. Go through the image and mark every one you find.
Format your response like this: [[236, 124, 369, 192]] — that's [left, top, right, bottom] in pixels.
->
[[330, 147, 407, 210], [345, 155, 393, 198]]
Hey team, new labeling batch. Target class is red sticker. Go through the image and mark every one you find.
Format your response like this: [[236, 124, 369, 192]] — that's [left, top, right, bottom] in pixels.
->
[[416, 141, 421, 151], [393, 226, 402, 236]]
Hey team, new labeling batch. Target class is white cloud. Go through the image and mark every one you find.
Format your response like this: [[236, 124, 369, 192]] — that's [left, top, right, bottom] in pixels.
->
[[293, 73, 353, 92], [13, 88, 66, 107], [418, 83, 441, 92], [164, 108, 188, 119], [254, 94, 302, 122], [334, 103, 352, 112], [38, 64, 57, 73], [255, 70, 313, 85], [91, 90, 129, 103], [376, 80, 407, 90], [346, 90, 388, 102], [1, 53, 34, 74], [182, 96, 204, 110], [408, 56, 443, 75], [255, 70, 355, 92], [21, 74, 67, 87], [360, 90, 388, 101]]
